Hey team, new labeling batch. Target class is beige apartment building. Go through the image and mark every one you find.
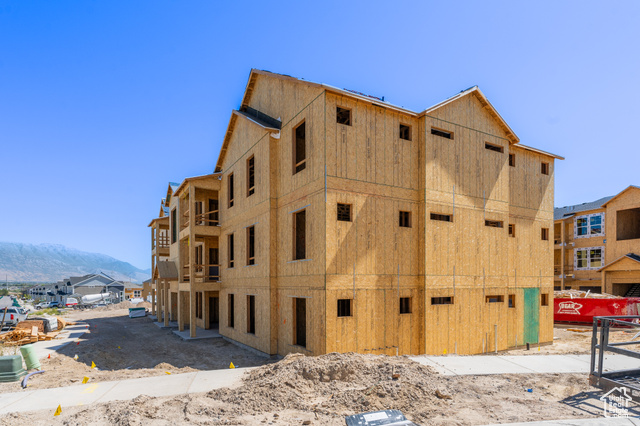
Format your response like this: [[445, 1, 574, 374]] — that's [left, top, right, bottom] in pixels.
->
[[148, 69, 562, 356], [554, 185, 640, 296]]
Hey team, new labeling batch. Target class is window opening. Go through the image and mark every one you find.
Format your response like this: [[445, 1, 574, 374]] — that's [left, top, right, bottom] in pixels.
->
[[399, 211, 411, 228], [337, 299, 352, 317], [337, 204, 351, 222], [337, 107, 351, 125]]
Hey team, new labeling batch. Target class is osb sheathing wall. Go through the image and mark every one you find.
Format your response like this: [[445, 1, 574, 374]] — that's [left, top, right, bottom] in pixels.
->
[[324, 92, 424, 355], [215, 72, 556, 356], [219, 76, 327, 355], [553, 205, 605, 292], [605, 188, 640, 261], [419, 95, 554, 354]]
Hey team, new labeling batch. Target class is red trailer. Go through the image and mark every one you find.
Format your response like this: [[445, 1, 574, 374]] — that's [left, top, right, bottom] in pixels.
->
[[554, 296, 640, 324]]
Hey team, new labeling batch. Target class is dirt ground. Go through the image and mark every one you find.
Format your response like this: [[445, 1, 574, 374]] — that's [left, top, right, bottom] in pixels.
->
[[516, 324, 638, 355], [0, 308, 272, 394], [0, 309, 638, 425], [2, 353, 636, 425]]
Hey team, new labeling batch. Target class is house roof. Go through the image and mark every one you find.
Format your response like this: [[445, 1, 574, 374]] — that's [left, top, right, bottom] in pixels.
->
[[70, 272, 125, 289], [173, 173, 221, 198], [214, 68, 562, 173], [122, 281, 143, 289], [157, 261, 179, 280], [242, 69, 417, 117], [420, 85, 520, 144], [164, 182, 182, 207], [554, 185, 640, 220], [512, 143, 565, 160], [598, 253, 640, 272], [148, 215, 170, 227], [554, 196, 614, 221], [214, 109, 282, 173], [601, 185, 640, 207]]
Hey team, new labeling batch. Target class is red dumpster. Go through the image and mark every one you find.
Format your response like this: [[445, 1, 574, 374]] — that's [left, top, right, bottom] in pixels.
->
[[554, 297, 640, 324]]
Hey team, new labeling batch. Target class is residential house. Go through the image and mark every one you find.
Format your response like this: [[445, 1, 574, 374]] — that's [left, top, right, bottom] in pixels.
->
[[554, 185, 640, 296]]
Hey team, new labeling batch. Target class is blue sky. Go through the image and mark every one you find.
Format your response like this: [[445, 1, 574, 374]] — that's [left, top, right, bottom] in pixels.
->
[[1, 1, 638, 269]]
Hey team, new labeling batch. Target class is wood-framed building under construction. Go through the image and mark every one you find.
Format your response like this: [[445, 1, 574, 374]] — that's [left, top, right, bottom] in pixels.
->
[[554, 185, 640, 296], [148, 69, 562, 356]]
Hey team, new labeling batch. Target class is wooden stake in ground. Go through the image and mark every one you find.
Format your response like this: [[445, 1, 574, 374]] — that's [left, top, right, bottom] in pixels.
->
[[0, 307, 7, 331]]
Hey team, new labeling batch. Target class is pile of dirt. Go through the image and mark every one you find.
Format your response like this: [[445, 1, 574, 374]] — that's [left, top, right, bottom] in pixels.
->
[[208, 352, 439, 419], [1, 352, 602, 425]]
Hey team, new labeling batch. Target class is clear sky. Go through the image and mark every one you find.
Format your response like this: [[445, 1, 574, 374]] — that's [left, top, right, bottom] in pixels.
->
[[1, 1, 638, 269]]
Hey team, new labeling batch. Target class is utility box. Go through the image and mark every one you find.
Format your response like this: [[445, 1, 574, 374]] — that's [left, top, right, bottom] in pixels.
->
[[0, 355, 27, 383], [128, 307, 146, 318]]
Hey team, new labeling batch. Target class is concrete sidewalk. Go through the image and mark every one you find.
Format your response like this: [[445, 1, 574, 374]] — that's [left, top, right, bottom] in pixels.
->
[[410, 354, 639, 376], [0, 367, 254, 415]]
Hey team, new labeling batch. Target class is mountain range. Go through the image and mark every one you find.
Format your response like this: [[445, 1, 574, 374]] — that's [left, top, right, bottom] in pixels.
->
[[0, 242, 150, 284]]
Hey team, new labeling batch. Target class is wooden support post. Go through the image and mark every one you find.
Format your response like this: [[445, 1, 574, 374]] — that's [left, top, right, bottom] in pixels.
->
[[189, 185, 197, 338], [178, 290, 185, 332], [151, 286, 156, 317], [163, 279, 169, 327]]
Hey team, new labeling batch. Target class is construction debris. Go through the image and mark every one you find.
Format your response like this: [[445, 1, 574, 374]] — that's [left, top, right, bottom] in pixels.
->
[[15, 321, 45, 333], [554, 289, 622, 299], [0, 329, 60, 346], [56, 317, 76, 330]]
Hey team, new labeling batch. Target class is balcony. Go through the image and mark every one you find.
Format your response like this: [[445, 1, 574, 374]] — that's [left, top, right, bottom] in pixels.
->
[[182, 264, 220, 283], [554, 265, 574, 278]]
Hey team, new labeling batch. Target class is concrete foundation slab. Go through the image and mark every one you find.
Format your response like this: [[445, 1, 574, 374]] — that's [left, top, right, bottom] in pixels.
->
[[172, 328, 221, 340], [154, 321, 178, 329]]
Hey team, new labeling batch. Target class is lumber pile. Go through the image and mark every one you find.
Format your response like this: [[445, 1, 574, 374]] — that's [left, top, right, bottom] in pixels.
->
[[57, 317, 76, 331], [0, 328, 60, 346], [15, 320, 45, 333]]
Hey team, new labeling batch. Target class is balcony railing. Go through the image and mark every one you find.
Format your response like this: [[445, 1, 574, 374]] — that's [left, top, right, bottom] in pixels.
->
[[195, 211, 219, 226], [554, 265, 574, 276], [157, 235, 170, 248], [181, 209, 219, 228], [182, 264, 220, 283]]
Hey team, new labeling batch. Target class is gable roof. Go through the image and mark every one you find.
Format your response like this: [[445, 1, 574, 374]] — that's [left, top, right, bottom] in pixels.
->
[[420, 86, 519, 144], [173, 173, 221, 198], [242, 69, 416, 117], [214, 109, 282, 173], [122, 281, 143, 289], [148, 215, 169, 227], [164, 182, 181, 207], [597, 253, 640, 272], [601, 185, 640, 207], [215, 68, 562, 173], [73, 274, 118, 287], [554, 195, 614, 221]]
